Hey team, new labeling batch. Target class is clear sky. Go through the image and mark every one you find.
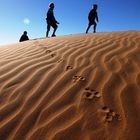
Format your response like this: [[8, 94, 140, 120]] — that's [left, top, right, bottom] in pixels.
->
[[0, 0, 140, 45]]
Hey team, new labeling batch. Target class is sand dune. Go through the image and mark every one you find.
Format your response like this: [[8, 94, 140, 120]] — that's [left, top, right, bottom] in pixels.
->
[[0, 31, 140, 140]]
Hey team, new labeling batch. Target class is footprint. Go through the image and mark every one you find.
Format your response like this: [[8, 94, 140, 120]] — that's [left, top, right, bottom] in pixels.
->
[[85, 92, 94, 99], [102, 106, 110, 113], [102, 107, 121, 123], [94, 92, 101, 98], [46, 50, 52, 53], [115, 113, 121, 121], [66, 66, 73, 71], [57, 59, 64, 63], [84, 87, 101, 100], [51, 53, 56, 57], [109, 109, 116, 117], [72, 76, 86, 83], [85, 87, 90, 91], [105, 113, 113, 122]]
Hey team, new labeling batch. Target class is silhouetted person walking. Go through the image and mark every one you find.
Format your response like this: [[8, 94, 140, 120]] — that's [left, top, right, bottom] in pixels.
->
[[86, 4, 99, 34], [46, 3, 59, 37], [19, 31, 29, 42]]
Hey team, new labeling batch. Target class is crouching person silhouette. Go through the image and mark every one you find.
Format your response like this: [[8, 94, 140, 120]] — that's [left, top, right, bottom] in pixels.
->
[[86, 4, 99, 34], [19, 31, 29, 42], [46, 3, 59, 37]]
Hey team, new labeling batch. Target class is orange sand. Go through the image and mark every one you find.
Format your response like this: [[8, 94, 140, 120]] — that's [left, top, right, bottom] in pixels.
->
[[0, 31, 140, 140]]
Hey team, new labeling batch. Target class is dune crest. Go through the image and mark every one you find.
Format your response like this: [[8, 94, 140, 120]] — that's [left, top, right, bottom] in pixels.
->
[[0, 31, 140, 140]]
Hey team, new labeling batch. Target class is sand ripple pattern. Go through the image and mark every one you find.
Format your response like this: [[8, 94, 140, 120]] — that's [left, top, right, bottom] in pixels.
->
[[0, 31, 140, 140]]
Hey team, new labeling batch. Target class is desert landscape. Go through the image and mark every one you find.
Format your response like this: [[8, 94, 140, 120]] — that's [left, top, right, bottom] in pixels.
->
[[0, 31, 140, 140]]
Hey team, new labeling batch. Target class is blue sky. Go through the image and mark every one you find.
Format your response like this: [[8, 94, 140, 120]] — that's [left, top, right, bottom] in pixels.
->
[[0, 0, 140, 45]]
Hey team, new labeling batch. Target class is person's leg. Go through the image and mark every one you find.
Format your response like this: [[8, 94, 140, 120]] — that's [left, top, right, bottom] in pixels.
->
[[52, 23, 58, 37], [86, 23, 91, 34], [86, 25, 90, 34], [46, 24, 50, 37], [93, 22, 97, 33]]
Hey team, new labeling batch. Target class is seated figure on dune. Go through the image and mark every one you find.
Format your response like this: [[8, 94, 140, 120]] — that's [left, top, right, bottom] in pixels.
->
[[86, 4, 99, 34], [19, 31, 29, 42], [46, 3, 59, 37]]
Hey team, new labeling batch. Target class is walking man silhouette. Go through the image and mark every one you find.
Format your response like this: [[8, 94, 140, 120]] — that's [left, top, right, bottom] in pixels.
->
[[46, 3, 59, 37], [86, 4, 99, 33]]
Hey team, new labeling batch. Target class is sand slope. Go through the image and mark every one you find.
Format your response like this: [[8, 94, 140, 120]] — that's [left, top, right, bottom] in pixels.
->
[[0, 31, 140, 140]]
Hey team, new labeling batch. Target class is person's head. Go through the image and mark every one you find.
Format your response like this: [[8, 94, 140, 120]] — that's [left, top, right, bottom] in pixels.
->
[[93, 4, 98, 10], [49, 3, 54, 10], [23, 31, 27, 35]]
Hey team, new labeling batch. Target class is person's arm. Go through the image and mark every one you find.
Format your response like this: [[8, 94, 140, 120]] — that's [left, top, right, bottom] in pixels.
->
[[52, 11, 59, 24], [96, 12, 99, 22]]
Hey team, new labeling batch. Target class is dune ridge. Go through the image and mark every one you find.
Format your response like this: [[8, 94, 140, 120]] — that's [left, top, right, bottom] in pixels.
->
[[0, 31, 140, 140]]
